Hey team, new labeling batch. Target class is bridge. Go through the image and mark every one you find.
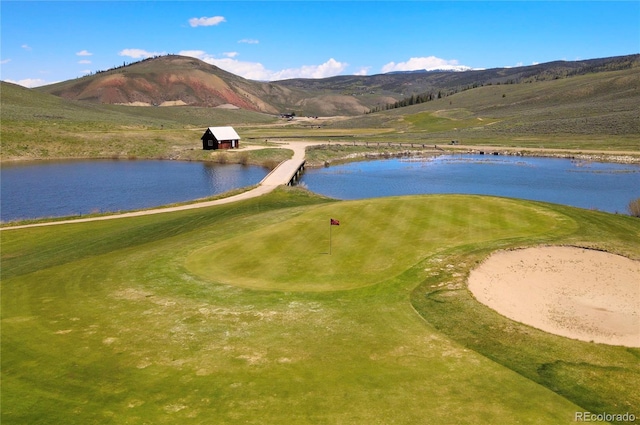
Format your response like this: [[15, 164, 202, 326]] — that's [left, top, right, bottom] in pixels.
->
[[259, 158, 306, 187]]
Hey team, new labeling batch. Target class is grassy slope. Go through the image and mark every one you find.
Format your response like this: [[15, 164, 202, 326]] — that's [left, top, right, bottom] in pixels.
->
[[2, 188, 638, 424], [328, 68, 640, 151], [0, 82, 277, 161], [3, 66, 639, 164]]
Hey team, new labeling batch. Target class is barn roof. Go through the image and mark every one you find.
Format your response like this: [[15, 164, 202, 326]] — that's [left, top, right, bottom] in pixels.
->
[[206, 126, 241, 140]]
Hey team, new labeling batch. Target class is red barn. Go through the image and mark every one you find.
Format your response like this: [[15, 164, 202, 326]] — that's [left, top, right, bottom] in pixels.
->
[[201, 126, 241, 150]]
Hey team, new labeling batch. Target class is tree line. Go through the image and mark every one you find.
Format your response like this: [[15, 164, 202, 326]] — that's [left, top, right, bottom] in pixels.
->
[[81, 54, 172, 77]]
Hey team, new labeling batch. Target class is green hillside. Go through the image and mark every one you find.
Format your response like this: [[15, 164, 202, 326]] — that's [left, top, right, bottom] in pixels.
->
[[326, 67, 640, 151], [1, 81, 276, 127], [2, 60, 639, 162], [0, 81, 277, 161]]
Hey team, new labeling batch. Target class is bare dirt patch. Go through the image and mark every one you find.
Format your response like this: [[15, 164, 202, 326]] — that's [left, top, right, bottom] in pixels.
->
[[468, 246, 640, 347]]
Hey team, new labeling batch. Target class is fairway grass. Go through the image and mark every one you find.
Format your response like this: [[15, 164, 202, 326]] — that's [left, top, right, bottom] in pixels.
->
[[2, 189, 639, 424]]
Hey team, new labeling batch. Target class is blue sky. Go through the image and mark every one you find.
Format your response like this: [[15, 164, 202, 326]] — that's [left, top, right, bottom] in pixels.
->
[[1, 1, 639, 87]]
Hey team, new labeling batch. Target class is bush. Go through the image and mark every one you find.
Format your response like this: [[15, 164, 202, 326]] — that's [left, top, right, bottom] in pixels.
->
[[261, 159, 279, 170], [215, 153, 228, 164], [628, 198, 640, 217], [238, 152, 249, 166]]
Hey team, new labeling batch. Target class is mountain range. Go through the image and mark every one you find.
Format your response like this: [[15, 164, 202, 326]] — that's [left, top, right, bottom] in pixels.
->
[[36, 54, 639, 117]]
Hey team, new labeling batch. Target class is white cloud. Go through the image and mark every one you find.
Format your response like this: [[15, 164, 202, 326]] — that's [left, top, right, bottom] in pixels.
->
[[224, 52, 239, 58], [1, 58, 11, 64], [189, 16, 225, 27], [76, 50, 93, 56], [271, 58, 348, 80], [119, 48, 165, 59], [503, 61, 532, 69], [381, 56, 471, 73], [21, 44, 32, 51], [179, 50, 206, 58], [78, 60, 92, 64], [179, 50, 268, 79], [179, 50, 348, 81], [211, 58, 272, 80], [238, 39, 259, 44], [4, 78, 48, 88], [354, 67, 370, 76]]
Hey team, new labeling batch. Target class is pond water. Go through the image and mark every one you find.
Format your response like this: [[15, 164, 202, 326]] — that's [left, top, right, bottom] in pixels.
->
[[1, 160, 268, 222], [300, 155, 640, 214], [2, 155, 639, 222]]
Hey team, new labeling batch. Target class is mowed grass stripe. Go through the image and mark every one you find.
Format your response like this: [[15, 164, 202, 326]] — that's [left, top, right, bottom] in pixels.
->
[[185, 195, 565, 291]]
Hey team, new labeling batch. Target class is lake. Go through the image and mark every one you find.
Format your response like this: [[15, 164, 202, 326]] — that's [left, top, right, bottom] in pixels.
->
[[2, 155, 639, 222], [300, 155, 640, 214], [0, 160, 268, 222]]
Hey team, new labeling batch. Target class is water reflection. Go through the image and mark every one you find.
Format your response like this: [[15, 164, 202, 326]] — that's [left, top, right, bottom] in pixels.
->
[[301, 155, 640, 214], [1, 160, 267, 222]]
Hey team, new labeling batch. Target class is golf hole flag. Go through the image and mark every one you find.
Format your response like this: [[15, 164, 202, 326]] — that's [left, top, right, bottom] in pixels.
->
[[329, 218, 340, 254]]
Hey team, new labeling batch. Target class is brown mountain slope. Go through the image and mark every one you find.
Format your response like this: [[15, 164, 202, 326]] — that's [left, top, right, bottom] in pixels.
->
[[37, 54, 639, 117], [37, 55, 375, 115], [38, 55, 301, 113]]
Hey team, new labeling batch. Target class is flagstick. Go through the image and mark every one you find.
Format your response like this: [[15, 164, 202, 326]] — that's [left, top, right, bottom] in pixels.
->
[[329, 221, 332, 255]]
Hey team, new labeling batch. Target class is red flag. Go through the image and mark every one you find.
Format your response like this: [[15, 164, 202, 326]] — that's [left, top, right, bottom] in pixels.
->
[[330, 218, 340, 226]]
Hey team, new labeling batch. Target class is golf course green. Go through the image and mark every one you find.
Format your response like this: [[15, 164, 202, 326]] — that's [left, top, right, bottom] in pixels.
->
[[2, 188, 639, 424], [186, 195, 566, 291]]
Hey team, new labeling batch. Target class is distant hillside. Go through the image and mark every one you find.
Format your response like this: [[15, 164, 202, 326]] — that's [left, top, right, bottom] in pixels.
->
[[327, 66, 640, 140], [37, 55, 302, 114], [276, 54, 640, 112], [34, 54, 639, 117], [278, 54, 639, 92], [1, 80, 276, 128], [3, 63, 639, 162]]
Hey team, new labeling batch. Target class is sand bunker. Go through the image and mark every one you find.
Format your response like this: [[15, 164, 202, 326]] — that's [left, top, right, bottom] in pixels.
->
[[468, 246, 640, 347]]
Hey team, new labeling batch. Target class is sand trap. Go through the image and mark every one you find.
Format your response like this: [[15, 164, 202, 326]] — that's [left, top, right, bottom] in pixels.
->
[[468, 246, 640, 347]]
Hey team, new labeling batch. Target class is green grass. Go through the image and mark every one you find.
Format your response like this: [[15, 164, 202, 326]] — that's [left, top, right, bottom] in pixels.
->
[[326, 68, 640, 151], [1, 67, 639, 423], [186, 196, 567, 291], [0, 81, 280, 162], [403, 110, 497, 132], [2, 188, 639, 424], [410, 205, 640, 418], [4, 67, 639, 164]]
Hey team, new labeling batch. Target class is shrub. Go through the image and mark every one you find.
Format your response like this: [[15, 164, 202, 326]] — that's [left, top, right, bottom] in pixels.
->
[[628, 198, 640, 217], [261, 159, 279, 170], [238, 152, 250, 166], [216, 153, 228, 164]]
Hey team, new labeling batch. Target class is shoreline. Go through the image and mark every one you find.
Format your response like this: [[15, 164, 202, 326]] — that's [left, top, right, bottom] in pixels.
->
[[445, 146, 640, 165], [2, 142, 639, 166], [306, 143, 640, 166], [2, 141, 639, 229], [305, 148, 640, 168]]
